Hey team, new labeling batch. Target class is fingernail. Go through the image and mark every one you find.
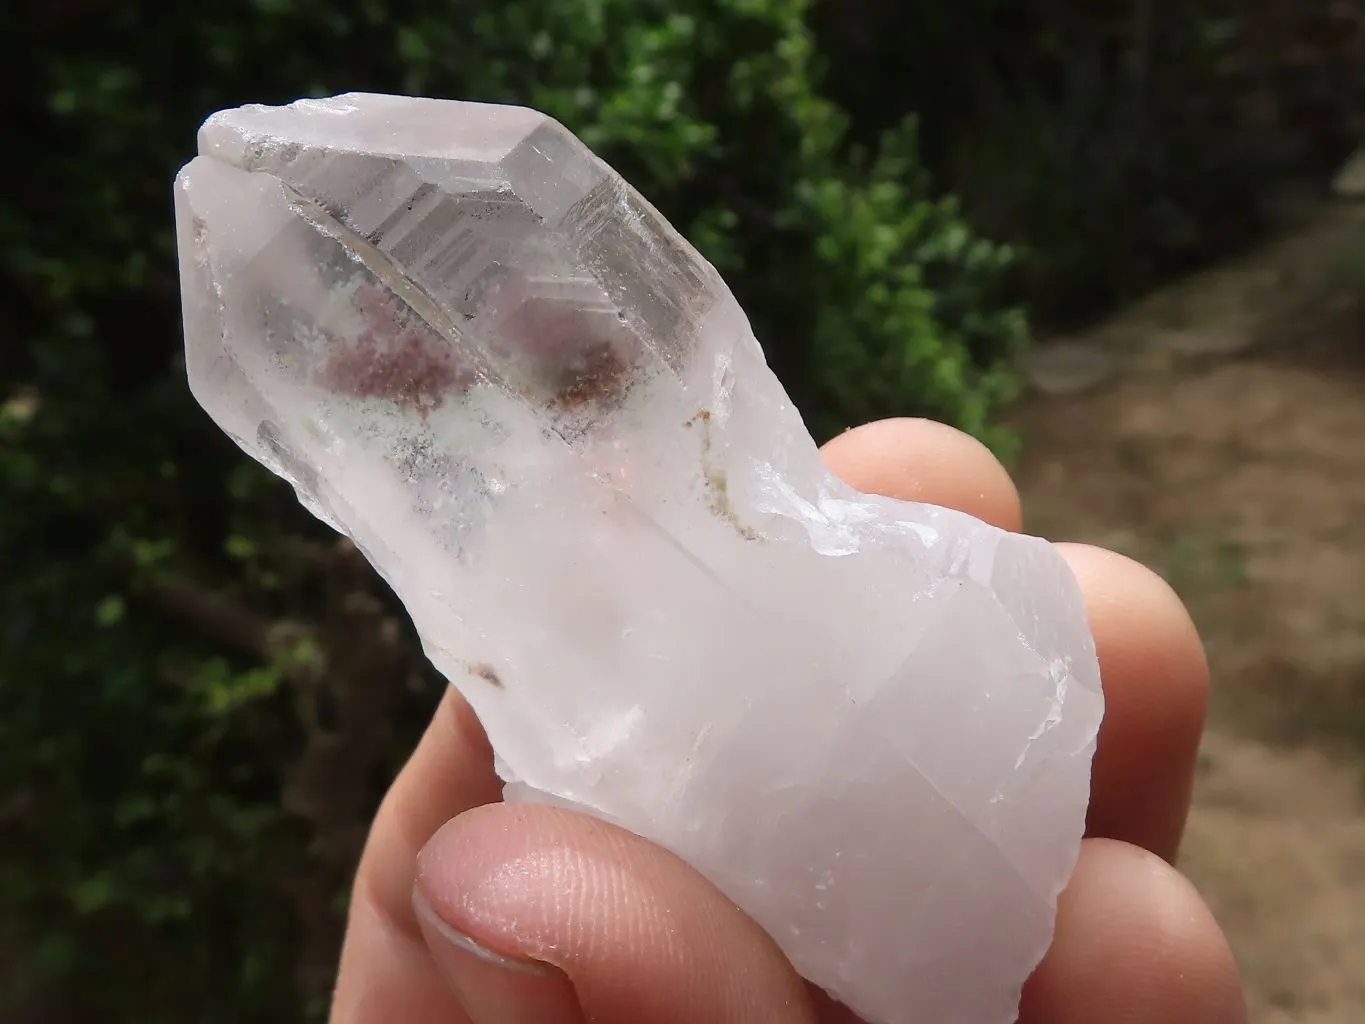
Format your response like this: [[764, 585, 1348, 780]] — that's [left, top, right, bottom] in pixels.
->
[[412, 887, 553, 976], [412, 888, 585, 1024]]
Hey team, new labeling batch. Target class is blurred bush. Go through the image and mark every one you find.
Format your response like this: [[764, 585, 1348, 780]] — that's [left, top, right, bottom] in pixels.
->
[[0, 1, 1024, 1019]]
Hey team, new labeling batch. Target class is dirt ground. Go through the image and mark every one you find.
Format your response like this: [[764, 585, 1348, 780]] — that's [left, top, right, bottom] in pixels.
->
[[1010, 202, 1365, 1022]]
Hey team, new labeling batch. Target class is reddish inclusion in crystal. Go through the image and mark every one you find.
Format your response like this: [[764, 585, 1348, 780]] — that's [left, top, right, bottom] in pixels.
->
[[316, 285, 476, 418]]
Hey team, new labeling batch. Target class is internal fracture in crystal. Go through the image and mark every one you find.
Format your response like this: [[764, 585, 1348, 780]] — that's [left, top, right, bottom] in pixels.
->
[[174, 93, 1104, 1024]]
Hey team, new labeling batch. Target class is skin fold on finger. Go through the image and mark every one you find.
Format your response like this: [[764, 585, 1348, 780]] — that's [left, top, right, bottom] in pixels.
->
[[1055, 544, 1209, 862], [1019, 838, 1246, 1024], [415, 803, 820, 1024], [331, 688, 503, 1023], [821, 418, 1024, 532]]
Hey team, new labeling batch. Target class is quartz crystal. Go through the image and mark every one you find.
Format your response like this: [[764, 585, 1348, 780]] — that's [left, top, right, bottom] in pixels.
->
[[174, 93, 1104, 1024]]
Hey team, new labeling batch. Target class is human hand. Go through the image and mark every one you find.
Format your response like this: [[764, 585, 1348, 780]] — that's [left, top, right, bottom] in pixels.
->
[[329, 417, 1246, 1024]]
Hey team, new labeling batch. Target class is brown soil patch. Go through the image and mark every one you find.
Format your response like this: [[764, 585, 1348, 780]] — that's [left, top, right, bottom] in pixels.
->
[[1010, 205, 1365, 1022], [1185, 732, 1365, 1022]]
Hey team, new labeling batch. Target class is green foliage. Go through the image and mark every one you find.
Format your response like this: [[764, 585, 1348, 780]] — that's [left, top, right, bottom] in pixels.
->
[[800, 121, 1026, 443], [0, 0, 1023, 1019]]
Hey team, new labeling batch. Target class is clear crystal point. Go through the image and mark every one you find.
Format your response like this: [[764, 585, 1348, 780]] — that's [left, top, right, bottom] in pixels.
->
[[174, 93, 1103, 1024]]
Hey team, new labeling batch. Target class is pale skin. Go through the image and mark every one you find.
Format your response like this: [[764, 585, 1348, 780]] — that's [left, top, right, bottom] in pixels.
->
[[330, 417, 1248, 1024]]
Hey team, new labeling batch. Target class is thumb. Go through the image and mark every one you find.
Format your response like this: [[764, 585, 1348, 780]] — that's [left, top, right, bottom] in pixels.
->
[[412, 884, 583, 1024], [413, 803, 820, 1024]]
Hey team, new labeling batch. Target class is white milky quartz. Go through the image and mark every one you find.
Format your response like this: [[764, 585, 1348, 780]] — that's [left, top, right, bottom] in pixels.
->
[[174, 93, 1104, 1024]]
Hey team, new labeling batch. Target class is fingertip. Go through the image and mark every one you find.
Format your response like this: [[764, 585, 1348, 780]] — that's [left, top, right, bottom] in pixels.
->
[[1022, 838, 1246, 1024], [1055, 544, 1209, 700], [821, 418, 1023, 531], [1055, 544, 1209, 860]]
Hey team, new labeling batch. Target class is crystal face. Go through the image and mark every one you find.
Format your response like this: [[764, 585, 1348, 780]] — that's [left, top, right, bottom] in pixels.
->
[[174, 94, 1104, 1024]]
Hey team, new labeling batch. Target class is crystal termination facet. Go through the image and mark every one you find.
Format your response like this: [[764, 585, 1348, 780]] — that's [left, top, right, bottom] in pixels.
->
[[174, 93, 1104, 1024]]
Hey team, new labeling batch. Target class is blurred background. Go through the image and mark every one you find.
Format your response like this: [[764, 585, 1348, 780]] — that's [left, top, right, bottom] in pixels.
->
[[2, 0, 1362, 1020]]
